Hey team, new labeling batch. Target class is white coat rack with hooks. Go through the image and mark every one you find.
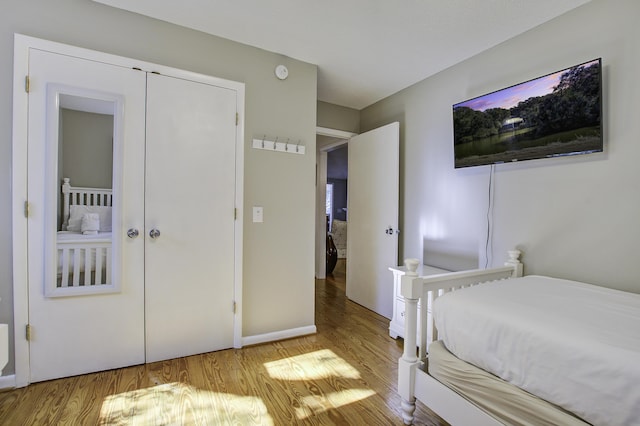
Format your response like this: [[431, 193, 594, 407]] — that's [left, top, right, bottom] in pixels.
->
[[252, 136, 305, 155]]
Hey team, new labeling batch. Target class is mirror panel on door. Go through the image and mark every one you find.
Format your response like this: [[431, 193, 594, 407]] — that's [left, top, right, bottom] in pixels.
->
[[44, 88, 123, 297]]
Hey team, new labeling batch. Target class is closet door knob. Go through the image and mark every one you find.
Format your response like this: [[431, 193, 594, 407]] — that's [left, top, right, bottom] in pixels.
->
[[127, 228, 139, 239], [149, 229, 161, 239], [385, 227, 400, 235]]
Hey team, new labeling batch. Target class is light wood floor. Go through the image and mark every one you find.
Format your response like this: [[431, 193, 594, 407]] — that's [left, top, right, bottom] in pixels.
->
[[0, 259, 445, 425]]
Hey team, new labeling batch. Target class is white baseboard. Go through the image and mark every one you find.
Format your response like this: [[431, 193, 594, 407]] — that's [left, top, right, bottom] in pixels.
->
[[242, 325, 317, 347], [0, 374, 16, 390]]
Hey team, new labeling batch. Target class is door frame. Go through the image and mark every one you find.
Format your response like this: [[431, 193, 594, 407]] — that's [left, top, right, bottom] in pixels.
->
[[315, 127, 357, 279], [12, 34, 245, 387]]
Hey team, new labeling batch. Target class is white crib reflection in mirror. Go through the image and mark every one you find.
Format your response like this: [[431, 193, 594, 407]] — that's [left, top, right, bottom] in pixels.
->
[[57, 177, 113, 288]]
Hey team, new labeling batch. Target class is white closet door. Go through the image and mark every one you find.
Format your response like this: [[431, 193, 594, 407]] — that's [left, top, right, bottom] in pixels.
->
[[27, 49, 146, 382], [144, 73, 237, 362]]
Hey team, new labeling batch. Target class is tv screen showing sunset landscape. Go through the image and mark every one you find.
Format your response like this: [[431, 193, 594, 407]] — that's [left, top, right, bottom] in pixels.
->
[[453, 58, 602, 168]]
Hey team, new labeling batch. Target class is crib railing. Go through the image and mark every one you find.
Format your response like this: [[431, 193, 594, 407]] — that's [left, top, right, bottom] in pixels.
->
[[58, 242, 112, 287]]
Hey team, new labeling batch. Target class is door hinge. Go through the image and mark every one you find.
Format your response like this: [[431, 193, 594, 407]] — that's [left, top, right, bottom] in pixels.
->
[[236, 113, 239, 126], [26, 324, 32, 341], [234, 208, 237, 220], [24, 201, 30, 218], [25, 75, 30, 93], [232, 301, 237, 314]]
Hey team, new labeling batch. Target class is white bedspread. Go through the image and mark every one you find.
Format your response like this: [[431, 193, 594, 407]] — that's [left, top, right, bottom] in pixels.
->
[[433, 275, 640, 426]]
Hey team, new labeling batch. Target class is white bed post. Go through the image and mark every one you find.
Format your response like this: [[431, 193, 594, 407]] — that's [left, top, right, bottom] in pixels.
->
[[398, 258, 422, 425], [61, 177, 71, 230], [506, 249, 523, 277]]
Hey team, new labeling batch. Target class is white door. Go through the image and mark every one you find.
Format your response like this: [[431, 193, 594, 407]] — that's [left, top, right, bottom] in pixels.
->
[[346, 122, 399, 319], [144, 73, 237, 362], [27, 49, 146, 382]]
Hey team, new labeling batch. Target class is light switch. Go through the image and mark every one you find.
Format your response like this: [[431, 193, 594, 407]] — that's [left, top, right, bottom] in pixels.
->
[[253, 206, 264, 223]]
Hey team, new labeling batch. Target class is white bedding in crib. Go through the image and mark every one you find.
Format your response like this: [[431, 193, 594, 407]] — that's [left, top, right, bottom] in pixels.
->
[[433, 275, 640, 426], [57, 230, 112, 243]]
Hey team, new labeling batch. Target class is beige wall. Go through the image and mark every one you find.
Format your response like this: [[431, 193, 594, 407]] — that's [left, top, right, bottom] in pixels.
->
[[361, 0, 640, 292], [60, 109, 114, 190], [2, 0, 317, 376], [317, 101, 360, 133]]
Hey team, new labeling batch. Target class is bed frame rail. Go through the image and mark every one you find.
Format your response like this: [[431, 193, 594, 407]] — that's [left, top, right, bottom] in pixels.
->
[[61, 177, 113, 230], [397, 250, 523, 424]]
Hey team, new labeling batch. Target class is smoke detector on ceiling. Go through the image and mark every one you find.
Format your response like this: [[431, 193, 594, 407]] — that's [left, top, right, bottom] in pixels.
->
[[275, 64, 288, 80]]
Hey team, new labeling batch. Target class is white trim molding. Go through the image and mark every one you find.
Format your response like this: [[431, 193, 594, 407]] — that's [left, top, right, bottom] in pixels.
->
[[241, 326, 317, 347], [0, 375, 16, 391], [316, 126, 357, 139]]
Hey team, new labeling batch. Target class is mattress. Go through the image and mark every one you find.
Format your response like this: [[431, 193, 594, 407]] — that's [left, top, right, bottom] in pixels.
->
[[428, 340, 588, 426], [433, 275, 640, 426], [57, 230, 112, 243]]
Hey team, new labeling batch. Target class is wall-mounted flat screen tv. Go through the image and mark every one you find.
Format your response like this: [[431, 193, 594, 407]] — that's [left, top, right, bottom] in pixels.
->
[[453, 58, 602, 168]]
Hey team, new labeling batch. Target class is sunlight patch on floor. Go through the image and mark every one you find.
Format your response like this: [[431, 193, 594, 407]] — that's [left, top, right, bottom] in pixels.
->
[[263, 348, 361, 381], [295, 388, 377, 419], [264, 349, 377, 420], [99, 382, 273, 425]]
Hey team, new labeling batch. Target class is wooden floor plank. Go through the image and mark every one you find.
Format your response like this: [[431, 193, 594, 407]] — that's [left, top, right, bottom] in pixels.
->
[[0, 259, 446, 425]]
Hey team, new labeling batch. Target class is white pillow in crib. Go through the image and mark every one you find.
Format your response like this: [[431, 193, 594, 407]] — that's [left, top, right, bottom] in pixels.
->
[[81, 213, 100, 235], [67, 205, 112, 232]]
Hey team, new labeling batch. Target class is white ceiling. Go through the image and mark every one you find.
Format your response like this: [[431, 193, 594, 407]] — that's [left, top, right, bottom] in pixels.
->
[[94, 0, 592, 110]]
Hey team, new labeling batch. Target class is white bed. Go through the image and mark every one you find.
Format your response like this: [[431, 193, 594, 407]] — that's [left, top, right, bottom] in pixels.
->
[[57, 177, 113, 287], [397, 251, 640, 426]]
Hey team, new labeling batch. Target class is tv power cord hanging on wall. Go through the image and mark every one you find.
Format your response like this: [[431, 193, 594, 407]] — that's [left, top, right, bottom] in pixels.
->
[[484, 164, 495, 269]]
